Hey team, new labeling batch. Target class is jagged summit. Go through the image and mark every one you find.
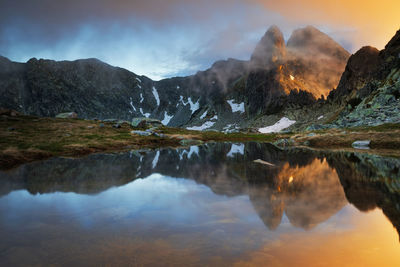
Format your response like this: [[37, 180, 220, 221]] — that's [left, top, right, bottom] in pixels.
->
[[287, 25, 349, 61], [250, 25, 286, 67]]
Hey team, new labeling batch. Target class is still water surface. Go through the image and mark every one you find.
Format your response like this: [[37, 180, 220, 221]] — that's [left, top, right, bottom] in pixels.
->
[[0, 142, 400, 266]]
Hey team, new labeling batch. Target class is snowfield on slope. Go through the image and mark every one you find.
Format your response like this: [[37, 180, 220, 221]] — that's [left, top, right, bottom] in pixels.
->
[[259, 117, 296, 133], [227, 99, 245, 113]]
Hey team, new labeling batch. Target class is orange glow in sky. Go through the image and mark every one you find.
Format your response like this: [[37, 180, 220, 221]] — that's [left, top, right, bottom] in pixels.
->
[[253, 0, 400, 50]]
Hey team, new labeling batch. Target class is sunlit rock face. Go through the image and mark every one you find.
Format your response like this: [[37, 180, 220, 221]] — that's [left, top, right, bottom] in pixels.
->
[[245, 26, 350, 115]]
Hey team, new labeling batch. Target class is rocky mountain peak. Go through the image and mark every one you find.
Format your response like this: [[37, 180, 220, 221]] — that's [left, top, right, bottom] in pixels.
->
[[250, 25, 286, 67], [287, 26, 349, 61], [385, 29, 400, 50]]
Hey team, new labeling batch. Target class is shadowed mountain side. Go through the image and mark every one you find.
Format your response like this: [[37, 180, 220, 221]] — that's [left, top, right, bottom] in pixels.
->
[[0, 25, 349, 129]]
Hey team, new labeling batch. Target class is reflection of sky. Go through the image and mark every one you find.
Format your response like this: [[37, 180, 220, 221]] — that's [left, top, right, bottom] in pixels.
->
[[0, 172, 399, 265]]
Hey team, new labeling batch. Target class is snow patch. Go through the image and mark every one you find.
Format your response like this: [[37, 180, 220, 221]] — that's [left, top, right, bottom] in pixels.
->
[[179, 96, 200, 114], [290, 75, 295, 81], [200, 111, 208, 119], [136, 77, 142, 83], [140, 108, 150, 118], [177, 85, 180, 89], [227, 99, 245, 113], [227, 144, 244, 157], [152, 151, 160, 169], [318, 115, 324, 120], [152, 86, 160, 106], [223, 124, 240, 133], [187, 121, 215, 131], [129, 97, 137, 112], [140, 93, 144, 103], [161, 111, 173, 125], [259, 117, 296, 133]]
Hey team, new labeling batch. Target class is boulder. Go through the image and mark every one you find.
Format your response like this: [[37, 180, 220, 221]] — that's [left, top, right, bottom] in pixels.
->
[[131, 117, 163, 128], [352, 140, 371, 149], [56, 112, 78, 119], [131, 130, 152, 136]]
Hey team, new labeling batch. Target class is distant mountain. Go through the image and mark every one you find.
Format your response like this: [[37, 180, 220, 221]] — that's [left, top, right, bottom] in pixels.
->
[[0, 26, 350, 131]]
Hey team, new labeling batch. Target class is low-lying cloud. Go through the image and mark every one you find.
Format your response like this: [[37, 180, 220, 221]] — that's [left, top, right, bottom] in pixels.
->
[[0, 0, 398, 79]]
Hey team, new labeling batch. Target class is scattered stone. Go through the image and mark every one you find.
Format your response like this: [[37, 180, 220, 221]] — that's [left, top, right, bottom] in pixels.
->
[[99, 123, 105, 128], [112, 123, 121, 128], [7, 127, 16, 131], [154, 132, 167, 138], [273, 138, 294, 147], [103, 119, 118, 122], [302, 140, 311, 146], [131, 117, 163, 128], [55, 112, 78, 119], [307, 133, 316, 137], [87, 126, 94, 129], [352, 140, 371, 149], [131, 130, 152, 136], [306, 124, 327, 131]]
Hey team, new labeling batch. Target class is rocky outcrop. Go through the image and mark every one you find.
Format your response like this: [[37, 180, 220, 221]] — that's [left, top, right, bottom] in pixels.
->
[[327, 29, 400, 128], [328, 46, 381, 103], [244, 26, 349, 116]]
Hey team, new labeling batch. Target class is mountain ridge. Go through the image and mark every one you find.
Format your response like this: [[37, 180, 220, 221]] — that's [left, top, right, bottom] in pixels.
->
[[0, 25, 370, 132]]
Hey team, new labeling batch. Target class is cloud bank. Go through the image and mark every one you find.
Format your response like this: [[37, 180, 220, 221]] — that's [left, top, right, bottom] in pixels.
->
[[0, 0, 398, 79]]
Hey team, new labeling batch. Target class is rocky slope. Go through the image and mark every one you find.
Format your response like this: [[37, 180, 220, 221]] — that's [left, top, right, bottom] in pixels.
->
[[326, 29, 400, 128], [259, 28, 400, 132], [0, 26, 349, 131]]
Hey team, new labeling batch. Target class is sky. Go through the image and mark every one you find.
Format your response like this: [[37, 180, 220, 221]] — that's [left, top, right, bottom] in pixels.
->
[[0, 0, 399, 80]]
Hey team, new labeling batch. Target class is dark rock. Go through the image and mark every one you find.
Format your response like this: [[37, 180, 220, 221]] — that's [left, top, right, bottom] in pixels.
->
[[131, 117, 163, 128], [112, 123, 121, 128], [131, 130, 152, 136], [273, 138, 294, 147]]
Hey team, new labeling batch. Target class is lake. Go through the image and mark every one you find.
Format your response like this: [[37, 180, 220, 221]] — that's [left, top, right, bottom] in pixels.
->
[[1, 142, 400, 266]]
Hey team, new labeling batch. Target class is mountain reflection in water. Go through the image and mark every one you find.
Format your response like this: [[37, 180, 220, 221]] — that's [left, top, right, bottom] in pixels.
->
[[0, 142, 399, 266]]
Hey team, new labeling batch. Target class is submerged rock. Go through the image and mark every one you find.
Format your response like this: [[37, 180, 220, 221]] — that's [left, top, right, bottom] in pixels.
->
[[352, 140, 371, 149]]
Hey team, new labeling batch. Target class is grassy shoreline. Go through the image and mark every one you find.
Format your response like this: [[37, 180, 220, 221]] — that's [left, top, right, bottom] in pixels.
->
[[1, 114, 400, 170]]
